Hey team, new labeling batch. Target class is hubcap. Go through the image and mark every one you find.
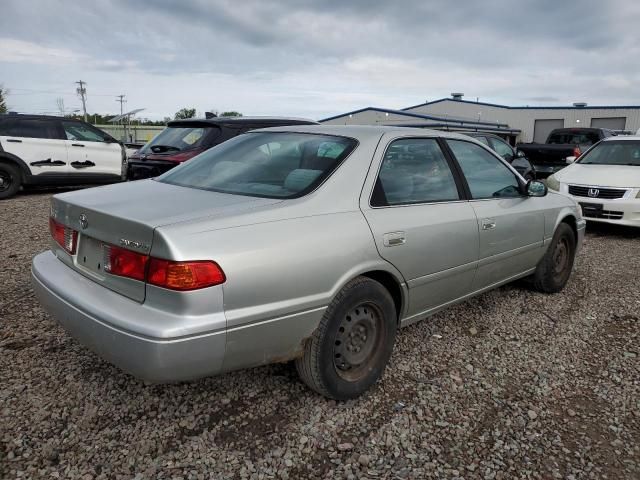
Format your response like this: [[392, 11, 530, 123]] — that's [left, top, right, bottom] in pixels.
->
[[553, 237, 569, 275], [333, 303, 383, 381], [0, 172, 10, 192]]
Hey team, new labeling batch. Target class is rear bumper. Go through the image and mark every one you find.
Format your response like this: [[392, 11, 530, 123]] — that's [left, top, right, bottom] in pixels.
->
[[31, 251, 226, 382]]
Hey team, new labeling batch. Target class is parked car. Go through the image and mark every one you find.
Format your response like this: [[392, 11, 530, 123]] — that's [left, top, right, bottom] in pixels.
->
[[32, 126, 585, 399], [546, 135, 640, 226], [0, 114, 126, 199], [517, 128, 615, 178], [466, 133, 536, 180], [127, 116, 319, 180]]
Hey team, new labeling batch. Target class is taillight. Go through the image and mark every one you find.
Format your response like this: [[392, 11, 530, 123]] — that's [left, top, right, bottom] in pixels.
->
[[573, 146, 581, 158], [104, 244, 148, 281], [102, 242, 225, 290], [49, 217, 78, 254], [148, 259, 225, 291]]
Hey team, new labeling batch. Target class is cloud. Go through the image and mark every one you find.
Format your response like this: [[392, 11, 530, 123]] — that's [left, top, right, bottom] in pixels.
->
[[1, 0, 639, 119]]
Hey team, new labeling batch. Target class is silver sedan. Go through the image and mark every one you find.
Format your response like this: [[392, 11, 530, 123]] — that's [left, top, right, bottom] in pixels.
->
[[32, 126, 585, 399]]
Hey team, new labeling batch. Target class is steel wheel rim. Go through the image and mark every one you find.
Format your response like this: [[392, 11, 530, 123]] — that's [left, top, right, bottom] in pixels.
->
[[0, 171, 11, 192], [333, 302, 384, 382], [553, 237, 569, 275]]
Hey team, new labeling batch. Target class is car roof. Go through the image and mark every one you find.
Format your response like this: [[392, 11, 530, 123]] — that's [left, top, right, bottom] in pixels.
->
[[249, 124, 478, 142], [601, 135, 640, 142], [167, 116, 319, 128], [0, 113, 87, 123]]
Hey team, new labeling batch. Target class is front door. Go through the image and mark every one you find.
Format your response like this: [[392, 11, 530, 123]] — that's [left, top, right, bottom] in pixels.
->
[[361, 136, 479, 321], [445, 139, 545, 291], [61, 121, 122, 177]]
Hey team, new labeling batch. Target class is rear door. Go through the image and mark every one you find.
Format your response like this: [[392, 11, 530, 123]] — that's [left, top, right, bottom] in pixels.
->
[[445, 139, 545, 291], [361, 135, 479, 319], [61, 121, 122, 177], [0, 118, 68, 175]]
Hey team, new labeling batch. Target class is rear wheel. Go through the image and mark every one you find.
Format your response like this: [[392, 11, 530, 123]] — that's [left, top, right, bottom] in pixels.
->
[[531, 223, 576, 293], [295, 277, 397, 400], [0, 163, 21, 200]]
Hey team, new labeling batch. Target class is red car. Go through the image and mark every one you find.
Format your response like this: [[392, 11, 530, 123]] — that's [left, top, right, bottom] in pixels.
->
[[127, 116, 318, 180]]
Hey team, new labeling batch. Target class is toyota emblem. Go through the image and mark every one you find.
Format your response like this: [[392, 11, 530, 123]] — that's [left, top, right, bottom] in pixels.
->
[[79, 213, 88, 230]]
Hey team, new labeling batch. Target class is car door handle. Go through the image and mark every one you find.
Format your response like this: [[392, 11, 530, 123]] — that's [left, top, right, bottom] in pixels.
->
[[71, 143, 85, 147], [70, 160, 95, 169], [383, 231, 406, 247], [481, 219, 497, 230], [6, 138, 22, 143]]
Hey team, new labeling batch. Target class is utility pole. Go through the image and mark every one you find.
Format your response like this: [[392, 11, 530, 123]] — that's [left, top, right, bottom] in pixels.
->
[[116, 94, 126, 116], [75, 80, 87, 122]]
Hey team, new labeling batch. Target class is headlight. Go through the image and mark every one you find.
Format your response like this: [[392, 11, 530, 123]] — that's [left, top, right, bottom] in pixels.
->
[[546, 175, 560, 191]]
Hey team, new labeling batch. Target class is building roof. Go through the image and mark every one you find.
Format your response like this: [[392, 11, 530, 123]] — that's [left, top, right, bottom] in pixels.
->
[[402, 98, 640, 111], [319, 106, 511, 128]]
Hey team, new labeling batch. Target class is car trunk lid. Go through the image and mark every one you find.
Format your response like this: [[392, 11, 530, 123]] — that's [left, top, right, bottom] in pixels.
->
[[50, 180, 282, 302]]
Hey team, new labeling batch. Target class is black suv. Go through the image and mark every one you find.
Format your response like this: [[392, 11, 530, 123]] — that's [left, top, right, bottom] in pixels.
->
[[127, 116, 319, 180]]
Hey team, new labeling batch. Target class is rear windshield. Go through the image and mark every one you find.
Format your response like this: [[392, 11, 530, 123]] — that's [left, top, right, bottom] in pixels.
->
[[578, 140, 640, 166], [547, 131, 600, 146], [139, 126, 215, 154], [158, 132, 357, 198]]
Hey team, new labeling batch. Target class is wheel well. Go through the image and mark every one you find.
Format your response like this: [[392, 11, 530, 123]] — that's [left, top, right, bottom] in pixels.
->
[[560, 215, 577, 241], [0, 156, 28, 181], [360, 270, 403, 322]]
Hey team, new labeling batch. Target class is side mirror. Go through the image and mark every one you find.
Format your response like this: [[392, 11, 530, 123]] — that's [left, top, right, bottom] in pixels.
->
[[527, 180, 547, 197], [516, 150, 526, 158], [565, 156, 576, 164]]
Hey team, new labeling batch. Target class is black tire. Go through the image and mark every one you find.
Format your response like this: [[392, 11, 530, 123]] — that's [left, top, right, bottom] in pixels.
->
[[531, 223, 576, 293], [0, 163, 21, 200], [295, 277, 397, 400]]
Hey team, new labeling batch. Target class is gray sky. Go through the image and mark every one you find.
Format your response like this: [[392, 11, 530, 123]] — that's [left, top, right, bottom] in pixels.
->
[[1, 0, 639, 120]]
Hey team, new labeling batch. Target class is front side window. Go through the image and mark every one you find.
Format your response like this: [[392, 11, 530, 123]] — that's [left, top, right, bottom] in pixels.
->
[[447, 140, 522, 199], [490, 137, 514, 160], [159, 132, 357, 198], [63, 122, 110, 142], [371, 138, 460, 206], [578, 140, 640, 166]]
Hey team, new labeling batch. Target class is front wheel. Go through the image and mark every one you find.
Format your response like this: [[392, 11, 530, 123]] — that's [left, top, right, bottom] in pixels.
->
[[0, 163, 21, 200], [531, 223, 576, 293], [295, 277, 397, 400]]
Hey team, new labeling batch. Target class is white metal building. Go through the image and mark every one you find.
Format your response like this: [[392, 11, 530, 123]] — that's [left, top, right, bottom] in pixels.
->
[[320, 94, 640, 144]]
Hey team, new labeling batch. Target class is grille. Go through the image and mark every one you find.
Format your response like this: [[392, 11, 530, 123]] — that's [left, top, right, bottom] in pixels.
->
[[568, 185, 627, 199], [582, 209, 624, 220]]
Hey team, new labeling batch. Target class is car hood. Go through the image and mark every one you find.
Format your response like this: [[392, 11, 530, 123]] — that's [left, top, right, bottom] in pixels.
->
[[54, 179, 283, 229], [555, 164, 640, 188]]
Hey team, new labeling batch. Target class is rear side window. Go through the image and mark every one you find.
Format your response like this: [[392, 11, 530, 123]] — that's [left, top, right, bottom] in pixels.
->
[[371, 138, 460, 206], [0, 119, 58, 139], [447, 140, 521, 199], [159, 132, 357, 199], [62, 121, 111, 142]]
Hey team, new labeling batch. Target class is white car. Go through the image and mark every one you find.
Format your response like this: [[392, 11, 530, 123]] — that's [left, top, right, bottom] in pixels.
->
[[0, 114, 126, 199], [546, 136, 640, 226]]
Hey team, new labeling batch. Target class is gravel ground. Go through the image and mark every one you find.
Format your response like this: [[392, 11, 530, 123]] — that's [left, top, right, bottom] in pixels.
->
[[1, 190, 639, 480]]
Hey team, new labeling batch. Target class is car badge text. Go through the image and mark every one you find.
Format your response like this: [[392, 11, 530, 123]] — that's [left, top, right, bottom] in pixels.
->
[[119, 238, 150, 251]]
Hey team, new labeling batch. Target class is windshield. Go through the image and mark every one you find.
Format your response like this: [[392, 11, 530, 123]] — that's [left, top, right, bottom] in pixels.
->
[[578, 140, 640, 166], [158, 132, 358, 198], [547, 131, 600, 146], [139, 126, 213, 154]]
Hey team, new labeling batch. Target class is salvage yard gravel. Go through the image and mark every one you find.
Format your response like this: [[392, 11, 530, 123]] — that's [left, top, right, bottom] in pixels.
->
[[1, 191, 639, 479]]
